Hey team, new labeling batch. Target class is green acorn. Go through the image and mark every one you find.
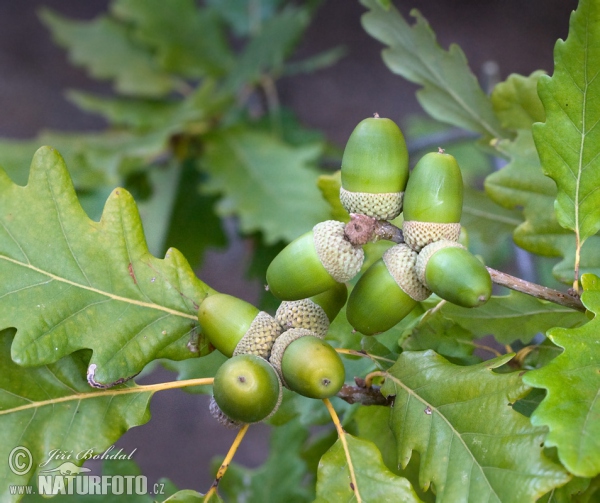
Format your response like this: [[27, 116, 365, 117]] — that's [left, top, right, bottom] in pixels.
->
[[266, 220, 364, 301], [415, 240, 492, 308], [402, 150, 463, 251], [269, 328, 345, 399], [275, 283, 347, 338], [340, 115, 409, 220], [347, 244, 430, 335], [198, 293, 281, 358], [212, 354, 282, 424]]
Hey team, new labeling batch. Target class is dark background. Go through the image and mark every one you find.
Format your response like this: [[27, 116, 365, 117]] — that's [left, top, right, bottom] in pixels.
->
[[0, 0, 578, 493]]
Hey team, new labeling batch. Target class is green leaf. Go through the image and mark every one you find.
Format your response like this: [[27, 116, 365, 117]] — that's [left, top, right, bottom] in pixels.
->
[[486, 129, 600, 283], [523, 273, 600, 477], [206, 0, 285, 37], [533, 0, 600, 247], [215, 420, 312, 503], [315, 434, 422, 503], [161, 160, 227, 268], [491, 71, 547, 131], [461, 187, 521, 265], [199, 128, 329, 244], [112, 0, 234, 78], [39, 9, 174, 97], [224, 7, 310, 91], [381, 351, 569, 502], [353, 406, 435, 502], [0, 147, 214, 386], [440, 290, 587, 344], [283, 46, 347, 76], [360, 0, 505, 138], [0, 329, 154, 500], [67, 91, 181, 131]]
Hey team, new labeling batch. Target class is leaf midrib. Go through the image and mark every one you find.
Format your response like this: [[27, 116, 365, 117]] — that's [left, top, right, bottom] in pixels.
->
[[0, 254, 196, 320]]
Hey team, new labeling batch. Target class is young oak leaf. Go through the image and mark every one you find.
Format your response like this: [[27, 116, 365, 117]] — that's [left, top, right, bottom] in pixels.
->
[[533, 0, 600, 253], [360, 0, 505, 139], [0, 146, 214, 387], [523, 273, 600, 478], [381, 351, 570, 502]]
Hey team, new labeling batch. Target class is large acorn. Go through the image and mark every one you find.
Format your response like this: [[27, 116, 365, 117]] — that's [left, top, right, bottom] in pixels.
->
[[269, 329, 345, 399], [211, 354, 282, 424], [198, 293, 281, 358], [340, 115, 409, 220], [416, 240, 492, 308], [266, 220, 364, 301], [275, 283, 347, 338], [402, 150, 463, 251], [347, 244, 430, 335]]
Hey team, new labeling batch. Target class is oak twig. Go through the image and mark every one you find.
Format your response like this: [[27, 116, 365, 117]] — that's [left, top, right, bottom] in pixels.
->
[[344, 217, 586, 313], [487, 267, 585, 312]]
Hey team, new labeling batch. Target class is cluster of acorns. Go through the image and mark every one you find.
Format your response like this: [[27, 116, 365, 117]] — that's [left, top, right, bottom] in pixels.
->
[[199, 114, 492, 427]]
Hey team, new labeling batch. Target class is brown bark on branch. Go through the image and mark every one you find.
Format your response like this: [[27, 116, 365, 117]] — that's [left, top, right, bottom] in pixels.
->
[[486, 267, 586, 313]]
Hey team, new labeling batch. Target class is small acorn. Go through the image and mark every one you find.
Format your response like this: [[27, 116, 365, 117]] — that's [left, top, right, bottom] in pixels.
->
[[347, 244, 430, 335], [402, 150, 463, 251], [269, 329, 345, 399], [198, 293, 281, 358], [340, 115, 409, 220], [266, 220, 364, 301], [275, 283, 347, 338], [416, 240, 492, 308], [212, 354, 282, 424]]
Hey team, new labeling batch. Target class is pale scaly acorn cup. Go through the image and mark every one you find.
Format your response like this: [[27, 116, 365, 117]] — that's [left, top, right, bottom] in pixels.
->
[[198, 293, 281, 358], [266, 220, 364, 301], [416, 240, 492, 308], [347, 244, 431, 335], [340, 115, 409, 220], [212, 354, 283, 424], [269, 328, 345, 399], [402, 150, 463, 251], [275, 282, 348, 338]]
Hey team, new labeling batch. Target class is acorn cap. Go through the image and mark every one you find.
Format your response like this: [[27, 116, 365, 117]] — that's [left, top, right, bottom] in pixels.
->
[[198, 293, 280, 358], [402, 151, 464, 223], [209, 396, 244, 430], [383, 244, 431, 301], [233, 311, 283, 359], [212, 354, 283, 424], [402, 221, 461, 252], [275, 299, 330, 338], [339, 187, 403, 220], [270, 329, 345, 399], [341, 116, 409, 194], [266, 221, 364, 300], [346, 244, 429, 335], [416, 240, 492, 308]]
